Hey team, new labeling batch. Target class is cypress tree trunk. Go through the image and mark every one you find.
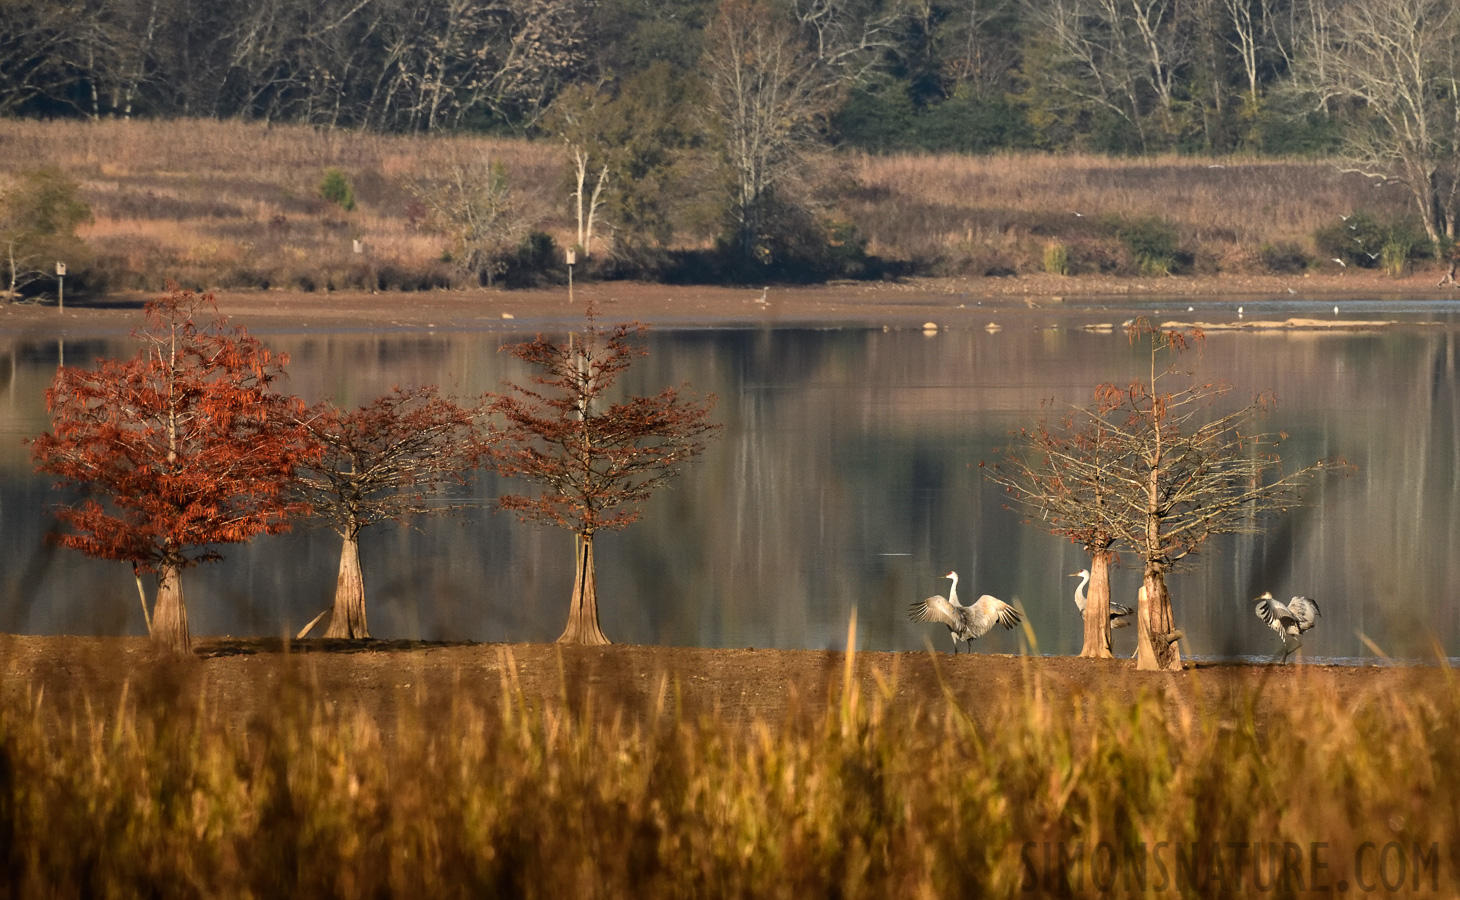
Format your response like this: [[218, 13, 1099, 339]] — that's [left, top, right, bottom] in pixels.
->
[[151, 560, 191, 655], [1078, 550, 1115, 659], [558, 534, 610, 645], [1136, 567, 1183, 672], [324, 532, 369, 639]]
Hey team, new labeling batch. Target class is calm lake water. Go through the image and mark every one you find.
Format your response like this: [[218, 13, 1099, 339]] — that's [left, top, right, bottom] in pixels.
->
[[3, 299, 1459, 662]]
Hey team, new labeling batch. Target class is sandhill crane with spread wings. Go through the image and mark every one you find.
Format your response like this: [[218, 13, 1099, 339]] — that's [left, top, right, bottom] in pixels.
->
[[1070, 568, 1134, 628], [909, 571, 1022, 653], [1253, 592, 1321, 662]]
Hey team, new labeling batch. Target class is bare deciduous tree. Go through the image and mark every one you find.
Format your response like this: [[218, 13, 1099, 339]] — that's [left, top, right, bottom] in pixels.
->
[[1019, 0, 1150, 147], [1289, 0, 1460, 247], [1219, 0, 1288, 109], [543, 83, 613, 258], [412, 154, 526, 286], [989, 401, 1127, 659], [790, 0, 904, 86], [0, 0, 82, 115], [701, 0, 839, 261], [1018, 0, 1188, 148], [935, 0, 1022, 98]]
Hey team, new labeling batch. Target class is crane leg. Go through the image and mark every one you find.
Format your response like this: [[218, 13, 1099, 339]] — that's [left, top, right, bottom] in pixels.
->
[[1282, 636, 1302, 664]]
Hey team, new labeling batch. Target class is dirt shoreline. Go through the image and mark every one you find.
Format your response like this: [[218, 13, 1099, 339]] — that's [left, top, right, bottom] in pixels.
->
[[2, 271, 1458, 337], [1, 634, 1446, 738]]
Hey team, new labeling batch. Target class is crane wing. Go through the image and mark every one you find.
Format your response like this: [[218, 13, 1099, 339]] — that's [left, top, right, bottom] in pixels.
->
[[1254, 596, 1282, 630], [966, 594, 1022, 638], [1109, 602, 1134, 627], [1287, 596, 1321, 632], [909, 594, 960, 630]]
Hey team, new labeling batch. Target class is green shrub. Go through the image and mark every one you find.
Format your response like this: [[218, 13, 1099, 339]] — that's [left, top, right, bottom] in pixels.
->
[[0, 167, 93, 298], [833, 85, 1034, 154], [500, 230, 561, 287], [1315, 212, 1427, 272], [318, 168, 356, 211], [1114, 216, 1182, 275], [1042, 241, 1069, 275], [1380, 222, 1426, 276]]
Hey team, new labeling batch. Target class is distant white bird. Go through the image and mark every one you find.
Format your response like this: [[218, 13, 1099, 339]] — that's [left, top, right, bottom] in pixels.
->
[[1331, 258, 1347, 267], [1340, 214, 1352, 221], [1070, 569, 1133, 628], [909, 571, 1022, 653], [756, 287, 768, 305], [1237, 306, 1244, 317], [1253, 592, 1321, 662]]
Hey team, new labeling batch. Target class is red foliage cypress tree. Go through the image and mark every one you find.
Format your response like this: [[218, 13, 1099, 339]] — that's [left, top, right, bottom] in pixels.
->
[[30, 286, 315, 654]]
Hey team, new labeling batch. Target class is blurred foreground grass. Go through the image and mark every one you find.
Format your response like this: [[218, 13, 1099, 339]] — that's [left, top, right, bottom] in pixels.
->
[[2, 644, 1457, 898]]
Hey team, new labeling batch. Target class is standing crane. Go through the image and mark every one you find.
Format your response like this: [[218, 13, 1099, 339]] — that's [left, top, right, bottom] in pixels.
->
[[1252, 592, 1321, 662], [1069, 569, 1134, 628], [908, 571, 1022, 653]]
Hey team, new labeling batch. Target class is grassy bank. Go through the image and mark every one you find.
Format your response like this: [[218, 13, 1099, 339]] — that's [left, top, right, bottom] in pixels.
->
[[3, 644, 1456, 897], [0, 118, 1429, 296]]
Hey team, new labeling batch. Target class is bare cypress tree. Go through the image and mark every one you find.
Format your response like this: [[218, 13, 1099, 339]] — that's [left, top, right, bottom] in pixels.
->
[[487, 303, 720, 644], [293, 386, 487, 640], [989, 399, 1128, 658], [1098, 320, 1335, 671]]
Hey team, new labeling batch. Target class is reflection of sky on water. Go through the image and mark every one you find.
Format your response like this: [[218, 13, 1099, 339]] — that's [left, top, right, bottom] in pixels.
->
[[3, 313, 1459, 663]]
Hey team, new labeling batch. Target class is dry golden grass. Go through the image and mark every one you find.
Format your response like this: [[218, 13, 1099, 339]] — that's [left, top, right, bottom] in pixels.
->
[[1, 119, 565, 293], [0, 119, 1426, 290], [843, 151, 1414, 276], [3, 645, 1457, 897]]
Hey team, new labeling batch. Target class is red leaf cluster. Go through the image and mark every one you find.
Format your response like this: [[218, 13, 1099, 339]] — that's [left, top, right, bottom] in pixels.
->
[[30, 286, 317, 573], [487, 310, 720, 537], [295, 385, 489, 539]]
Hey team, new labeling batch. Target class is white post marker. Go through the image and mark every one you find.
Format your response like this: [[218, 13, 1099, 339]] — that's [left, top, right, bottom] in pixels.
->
[[55, 261, 65, 311], [566, 248, 577, 304]]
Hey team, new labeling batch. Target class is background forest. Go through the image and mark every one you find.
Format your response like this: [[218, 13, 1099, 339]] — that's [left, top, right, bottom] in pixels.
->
[[1, 0, 1457, 288], [0, 0, 1371, 150]]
